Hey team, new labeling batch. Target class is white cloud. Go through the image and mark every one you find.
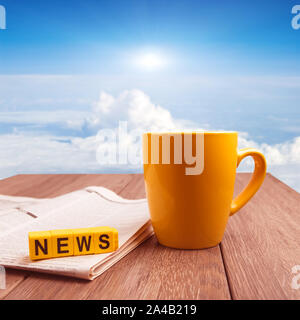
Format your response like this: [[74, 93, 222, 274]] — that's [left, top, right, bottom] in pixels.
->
[[0, 111, 88, 130], [1, 129, 299, 192], [0, 90, 194, 179], [93, 91, 115, 114], [238, 134, 300, 165], [0, 89, 299, 193], [238, 135, 300, 192], [0, 89, 194, 133], [88, 89, 193, 132], [0, 133, 98, 176]]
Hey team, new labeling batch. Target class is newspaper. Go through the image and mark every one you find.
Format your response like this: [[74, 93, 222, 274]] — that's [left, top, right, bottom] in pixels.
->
[[0, 186, 153, 280]]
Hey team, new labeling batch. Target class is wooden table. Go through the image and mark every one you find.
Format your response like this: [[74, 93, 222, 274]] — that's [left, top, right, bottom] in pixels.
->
[[0, 173, 299, 300]]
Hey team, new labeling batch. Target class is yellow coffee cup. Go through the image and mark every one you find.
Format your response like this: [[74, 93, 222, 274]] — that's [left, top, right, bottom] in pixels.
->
[[142, 131, 266, 249]]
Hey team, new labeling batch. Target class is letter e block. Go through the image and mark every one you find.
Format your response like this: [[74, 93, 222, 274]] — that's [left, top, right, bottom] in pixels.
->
[[51, 229, 74, 258], [28, 231, 53, 260], [73, 228, 95, 256]]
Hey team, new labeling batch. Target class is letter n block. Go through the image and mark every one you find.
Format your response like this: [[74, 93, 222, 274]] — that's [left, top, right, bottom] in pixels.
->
[[73, 228, 95, 256], [51, 229, 74, 258], [93, 227, 117, 254], [28, 231, 53, 260]]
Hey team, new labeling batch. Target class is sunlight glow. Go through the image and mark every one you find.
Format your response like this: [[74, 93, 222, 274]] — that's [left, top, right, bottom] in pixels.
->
[[137, 53, 165, 70]]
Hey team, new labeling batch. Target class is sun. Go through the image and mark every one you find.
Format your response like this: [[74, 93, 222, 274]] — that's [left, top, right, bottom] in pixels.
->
[[137, 53, 164, 70]]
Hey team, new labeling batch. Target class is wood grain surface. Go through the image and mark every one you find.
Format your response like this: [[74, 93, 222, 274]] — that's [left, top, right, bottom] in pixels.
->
[[0, 173, 299, 300], [221, 174, 300, 299]]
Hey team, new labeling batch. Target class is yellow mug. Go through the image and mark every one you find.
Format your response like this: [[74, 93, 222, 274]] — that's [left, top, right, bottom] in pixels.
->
[[142, 131, 267, 249]]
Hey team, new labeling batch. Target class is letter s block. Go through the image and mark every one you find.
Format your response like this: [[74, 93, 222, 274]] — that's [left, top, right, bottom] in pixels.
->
[[51, 229, 74, 258], [73, 228, 95, 256], [111, 227, 118, 250], [28, 231, 53, 260], [93, 227, 118, 254]]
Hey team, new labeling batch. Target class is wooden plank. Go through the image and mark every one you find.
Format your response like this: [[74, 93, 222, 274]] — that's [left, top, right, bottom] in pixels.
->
[[0, 269, 30, 300], [3, 174, 231, 300], [0, 174, 133, 300], [0, 174, 134, 198], [221, 173, 300, 300]]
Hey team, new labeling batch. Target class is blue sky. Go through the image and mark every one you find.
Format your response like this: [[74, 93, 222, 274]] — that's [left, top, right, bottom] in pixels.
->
[[0, 0, 300, 190], [1, 0, 300, 75]]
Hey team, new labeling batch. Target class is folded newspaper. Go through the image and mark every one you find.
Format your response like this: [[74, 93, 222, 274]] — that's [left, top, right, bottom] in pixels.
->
[[0, 186, 153, 280]]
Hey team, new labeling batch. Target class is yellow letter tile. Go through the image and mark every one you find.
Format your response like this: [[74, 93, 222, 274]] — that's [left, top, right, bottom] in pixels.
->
[[111, 227, 119, 250], [93, 227, 116, 254], [73, 228, 95, 256], [51, 229, 74, 258], [28, 231, 53, 260]]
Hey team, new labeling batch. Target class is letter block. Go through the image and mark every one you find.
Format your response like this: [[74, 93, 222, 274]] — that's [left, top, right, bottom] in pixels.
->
[[73, 228, 95, 256], [51, 229, 74, 258], [28, 231, 53, 261], [113, 228, 118, 250], [28, 226, 118, 260], [93, 227, 118, 254]]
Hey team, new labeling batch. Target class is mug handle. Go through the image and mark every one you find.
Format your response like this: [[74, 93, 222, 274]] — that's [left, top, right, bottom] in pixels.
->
[[230, 148, 267, 216]]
